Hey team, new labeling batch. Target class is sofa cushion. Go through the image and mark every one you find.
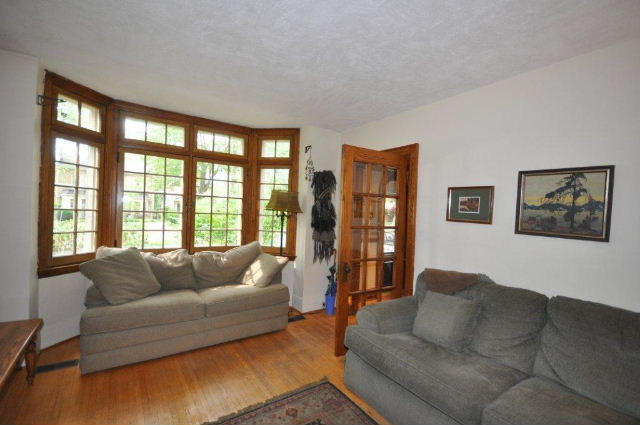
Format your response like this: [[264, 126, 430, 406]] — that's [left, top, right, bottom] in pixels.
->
[[412, 291, 478, 351], [238, 253, 289, 287], [345, 326, 527, 425], [469, 284, 547, 373], [84, 285, 109, 308], [193, 241, 262, 288], [141, 249, 197, 290], [482, 377, 640, 425], [533, 296, 640, 419], [198, 283, 290, 317], [80, 290, 204, 335], [79, 248, 161, 305]]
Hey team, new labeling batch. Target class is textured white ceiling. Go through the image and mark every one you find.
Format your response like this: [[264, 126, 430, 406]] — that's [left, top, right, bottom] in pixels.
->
[[1, 0, 639, 131]]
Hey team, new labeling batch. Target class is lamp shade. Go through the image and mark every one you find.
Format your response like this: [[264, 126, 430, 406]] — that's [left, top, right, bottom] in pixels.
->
[[265, 191, 303, 214]]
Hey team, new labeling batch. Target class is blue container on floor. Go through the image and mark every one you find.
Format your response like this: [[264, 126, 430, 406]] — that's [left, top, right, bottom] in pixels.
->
[[326, 295, 336, 315]]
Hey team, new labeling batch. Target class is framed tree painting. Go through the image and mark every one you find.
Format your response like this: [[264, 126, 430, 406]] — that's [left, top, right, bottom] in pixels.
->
[[515, 165, 614, 242], [447, 186, 494, 224]]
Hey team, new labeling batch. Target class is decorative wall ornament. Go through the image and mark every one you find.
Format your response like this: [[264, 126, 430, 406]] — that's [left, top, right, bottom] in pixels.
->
[[515, 165, 614, 242], [311, 170, 336, 263], [447, 186, 494, 224], [304, 145, 315, 182]]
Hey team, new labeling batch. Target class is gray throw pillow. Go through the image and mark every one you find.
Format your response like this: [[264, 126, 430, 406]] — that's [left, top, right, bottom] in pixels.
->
[[238, 253, 289, 287], [412, 291, 479, 351], [84, 284, 110, 308], [141, 249, 197, 290], [79, 248, 161, 305], [193, 241, 262, 288]]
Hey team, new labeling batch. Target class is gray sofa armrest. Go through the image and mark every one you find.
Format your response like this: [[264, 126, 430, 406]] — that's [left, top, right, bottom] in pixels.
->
[[355, 296, 418, 334]]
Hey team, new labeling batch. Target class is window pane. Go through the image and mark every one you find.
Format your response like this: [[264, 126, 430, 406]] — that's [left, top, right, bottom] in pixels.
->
[[124, 117, 146, 140], [230, 137, 244, 155], [197, 130, 213, 151], [80, 103, 101, 132], [122, 231, 143, 248], [166, 158, 184, 176], [53, 210, 75, 232], [166, 125, 185, 147], [123, 212, 143, 230], [53, 233, 74, 257], [261, 140, 276, 157], [78, 166, 99, 189], [122, 153, 184, 249], [76, 232, 96, 253], [78, 144, 99, 167], [76, 211, 96, 231], [57, 94, 79, 126], [275, 140, 291, 158], [146, 121, 166, 144], [192, 160, 244, 248], [51, 138, 101, 257], [214, 134, 229, 153], [55, 138, 77, 163], [123, 192, 144, 211], [259, 167, 290, 249], [384, 198, 397, 226]]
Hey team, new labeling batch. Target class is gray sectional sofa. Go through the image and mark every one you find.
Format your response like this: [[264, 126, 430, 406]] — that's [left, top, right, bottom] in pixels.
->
[[79, 242, 290, 374], [344, 271, 640, 425]]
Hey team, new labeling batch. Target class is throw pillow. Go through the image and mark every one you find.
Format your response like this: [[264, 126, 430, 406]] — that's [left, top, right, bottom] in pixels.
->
[[79, 248, 161, 305], [193, 241, 262, 288], [95, 245, 128, 259], [412, 290, 479, 351], [239, 253, 289, 287], [141, 249, 197, 290], [84, 285, 110, 308]]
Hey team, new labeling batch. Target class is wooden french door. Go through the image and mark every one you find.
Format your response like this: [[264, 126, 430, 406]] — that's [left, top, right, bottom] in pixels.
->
[[335, 145, 409, 356]]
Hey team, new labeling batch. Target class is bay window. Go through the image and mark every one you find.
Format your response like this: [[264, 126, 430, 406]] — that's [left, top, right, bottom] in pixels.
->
[[38, 72, 299, 277]]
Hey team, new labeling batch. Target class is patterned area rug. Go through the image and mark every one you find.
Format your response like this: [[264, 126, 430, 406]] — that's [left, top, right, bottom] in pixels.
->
[[203, 379, 379, 425]]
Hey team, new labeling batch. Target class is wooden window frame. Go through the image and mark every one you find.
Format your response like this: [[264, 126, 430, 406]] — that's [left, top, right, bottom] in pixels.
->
[[38, 72, 299, 277]]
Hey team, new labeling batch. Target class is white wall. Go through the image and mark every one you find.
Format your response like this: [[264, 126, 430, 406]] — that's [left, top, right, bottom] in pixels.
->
[[343, 38, 640, 312], [0, 49, 40, 322], [295, 126, 342, 312]]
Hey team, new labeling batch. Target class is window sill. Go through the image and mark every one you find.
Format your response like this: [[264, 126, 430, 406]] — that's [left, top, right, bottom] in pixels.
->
[[38, 264, 80, 278]]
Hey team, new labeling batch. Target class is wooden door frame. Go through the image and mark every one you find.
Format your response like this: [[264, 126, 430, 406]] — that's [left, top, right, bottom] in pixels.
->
[[334, 142, 419, 356], [383, 143, 419, 296]]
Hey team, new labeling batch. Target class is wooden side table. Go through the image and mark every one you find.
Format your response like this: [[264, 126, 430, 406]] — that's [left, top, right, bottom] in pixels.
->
[[0, 319, 44, 390]]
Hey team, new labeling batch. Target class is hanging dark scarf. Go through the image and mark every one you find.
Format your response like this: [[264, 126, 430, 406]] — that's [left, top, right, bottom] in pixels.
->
[[311, 171, 337, 263]]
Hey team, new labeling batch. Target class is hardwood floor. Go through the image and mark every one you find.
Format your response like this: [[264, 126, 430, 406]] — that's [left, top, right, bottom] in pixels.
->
[[0, 312, 389, 425]]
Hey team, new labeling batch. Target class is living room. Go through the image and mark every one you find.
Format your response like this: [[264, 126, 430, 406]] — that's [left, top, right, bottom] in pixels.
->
[[1, 1, 639, 424]]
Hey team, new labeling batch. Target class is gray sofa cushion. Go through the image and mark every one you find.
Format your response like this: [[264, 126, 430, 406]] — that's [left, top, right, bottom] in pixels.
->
[[482, 377, 640, 425], [469, 284, 547, 373], [412, 291, 478, 351], [534, 296, 640, 419], [142, 249, 197, 290], [198, 283, 290, 317], [80, 290, 204, 334], [238, 253, 288, 287], [79, 248, 161, 305], [356, 296, 418, 334], [345, 325, 527, 425], [193, 241, 262, 288], [84, 285, 109, 308]]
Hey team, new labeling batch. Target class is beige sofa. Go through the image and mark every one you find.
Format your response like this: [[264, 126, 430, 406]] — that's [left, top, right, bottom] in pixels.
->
[[79, 243, 290, 374]]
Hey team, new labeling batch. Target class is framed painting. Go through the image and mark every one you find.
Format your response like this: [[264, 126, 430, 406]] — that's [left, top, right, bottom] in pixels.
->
[[446, 186, 494, 224], [515, 165, 614, 242]]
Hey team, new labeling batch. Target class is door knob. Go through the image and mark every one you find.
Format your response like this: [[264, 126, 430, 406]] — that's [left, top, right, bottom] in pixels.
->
[[343, 263, 352, 275]]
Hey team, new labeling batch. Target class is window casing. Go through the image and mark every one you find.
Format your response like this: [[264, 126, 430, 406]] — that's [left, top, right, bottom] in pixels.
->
[[38, 72, 299, 277]]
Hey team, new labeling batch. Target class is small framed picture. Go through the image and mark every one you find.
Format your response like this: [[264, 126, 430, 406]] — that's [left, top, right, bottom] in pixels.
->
[[447, 186, 494, 224], [515, 165, 614, 242]]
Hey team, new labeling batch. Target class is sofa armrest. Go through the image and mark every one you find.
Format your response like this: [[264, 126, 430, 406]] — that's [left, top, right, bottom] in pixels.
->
[[355, 296, 418, 334]]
